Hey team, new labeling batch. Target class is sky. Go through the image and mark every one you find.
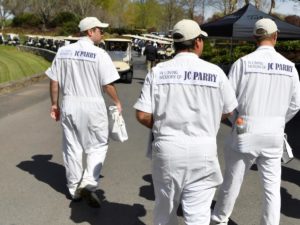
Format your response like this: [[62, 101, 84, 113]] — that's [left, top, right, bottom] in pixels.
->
[[274, 1, 300, 16], [204, 1, 300, 20]]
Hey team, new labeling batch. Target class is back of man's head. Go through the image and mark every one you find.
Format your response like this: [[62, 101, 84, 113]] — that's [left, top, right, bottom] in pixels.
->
[[172, 19, 207, 52], [253, 18, 278, 42], [78, 17, 109, 32]]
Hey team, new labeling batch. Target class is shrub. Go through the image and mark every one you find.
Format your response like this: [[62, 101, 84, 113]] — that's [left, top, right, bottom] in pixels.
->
[[50, 12, 79, 28], [58, 21, 80, 36], [12, 13, 41, 28]]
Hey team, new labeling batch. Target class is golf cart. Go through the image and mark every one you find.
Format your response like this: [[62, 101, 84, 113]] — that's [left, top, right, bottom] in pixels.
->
[[7, 33, 20, 45], [104, 38, 133, 84], [0, 33, 8, 45]]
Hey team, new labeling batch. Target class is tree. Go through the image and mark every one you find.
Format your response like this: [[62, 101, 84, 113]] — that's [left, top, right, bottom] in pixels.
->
[[65, 0, 95, 18], [0, 0, 12, 30], [130, 0, 164, 30], [107, 0, 131, 28], [269, 0, 275, 14], [244, 0, 276, 15], [209, 0, 239, 16], [160, 0, 184, 31], [210, 0, 283, 17], [1, 0, 31, 17], [30, 0, 61, 30], [181, 0, 200, 19], [123, 2, 140, 29]]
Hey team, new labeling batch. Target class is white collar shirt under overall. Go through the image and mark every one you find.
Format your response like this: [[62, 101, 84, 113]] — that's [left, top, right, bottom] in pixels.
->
[[229, 46, 300, 134], [45, 37, 119, 98], [134, 52, 237, 142]]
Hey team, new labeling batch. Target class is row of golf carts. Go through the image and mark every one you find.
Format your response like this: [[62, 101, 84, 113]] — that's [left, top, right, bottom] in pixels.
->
[[2, 33, 174, 84], [22, 35, 134, 83], [0, 33, 20, 45]]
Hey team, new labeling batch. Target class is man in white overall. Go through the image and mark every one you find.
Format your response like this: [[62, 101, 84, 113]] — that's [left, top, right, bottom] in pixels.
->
[[45, 17, 122, 207], [134, 19, 238, 225], [211, 18, 300, 225]]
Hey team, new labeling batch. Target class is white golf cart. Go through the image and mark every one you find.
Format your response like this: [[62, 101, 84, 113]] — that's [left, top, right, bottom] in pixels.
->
[[104, 38, 133, 84]]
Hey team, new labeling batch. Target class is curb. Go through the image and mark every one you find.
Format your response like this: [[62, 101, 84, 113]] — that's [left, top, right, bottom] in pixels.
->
[[0, 73, 47, 95]]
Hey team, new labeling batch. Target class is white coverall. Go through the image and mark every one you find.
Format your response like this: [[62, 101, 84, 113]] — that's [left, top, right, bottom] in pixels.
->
[[45, 37, 120, 198], [211, 46, 300, 225], [134, 52, 238, 225]]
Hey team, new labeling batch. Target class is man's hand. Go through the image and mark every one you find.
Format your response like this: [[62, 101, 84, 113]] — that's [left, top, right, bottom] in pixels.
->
[[115, 102, 122, 114], [50, 105, 60, 121], [103, 83, 122, 113]]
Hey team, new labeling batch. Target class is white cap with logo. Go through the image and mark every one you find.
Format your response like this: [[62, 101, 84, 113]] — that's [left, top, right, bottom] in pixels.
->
[[79, 17, 109, 32], [253, 18, 279, 36], [172, 19, 208, 42]]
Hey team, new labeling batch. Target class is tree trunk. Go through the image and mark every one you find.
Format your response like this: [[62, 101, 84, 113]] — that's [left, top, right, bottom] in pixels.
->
[[269, 0, 275, 14]]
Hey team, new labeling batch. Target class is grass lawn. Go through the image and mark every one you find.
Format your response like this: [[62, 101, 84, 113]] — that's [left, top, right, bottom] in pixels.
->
[[0, 45, 50, 84]]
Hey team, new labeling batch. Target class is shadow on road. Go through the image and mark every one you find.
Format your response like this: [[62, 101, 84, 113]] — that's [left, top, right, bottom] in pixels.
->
[[282, 165, 300, 187], [70, 189, 146, 225], [139, 174, 154, 201], [281, 187, 300, 219], [16, 154, 69, 198], [17, 154, 147, 225]]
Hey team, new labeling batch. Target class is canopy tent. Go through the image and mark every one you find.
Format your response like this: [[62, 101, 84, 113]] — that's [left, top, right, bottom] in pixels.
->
[[201, 3, 300, 40]]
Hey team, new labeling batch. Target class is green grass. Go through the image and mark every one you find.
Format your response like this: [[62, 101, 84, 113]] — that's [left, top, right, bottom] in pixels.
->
[[0, 45, 50, 83]]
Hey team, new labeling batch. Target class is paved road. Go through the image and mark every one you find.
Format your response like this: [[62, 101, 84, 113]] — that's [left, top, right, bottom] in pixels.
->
[[0, 55, 299, 225]]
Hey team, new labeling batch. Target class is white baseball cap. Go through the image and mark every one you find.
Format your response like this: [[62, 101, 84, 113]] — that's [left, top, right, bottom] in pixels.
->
[[172, 19, 208, 42], [253, 18, 278, 36], [78, 17, 109, 32]]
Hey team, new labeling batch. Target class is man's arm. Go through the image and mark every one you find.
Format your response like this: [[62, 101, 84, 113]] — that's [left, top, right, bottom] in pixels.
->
[[50, 79, 60, 121], [136, 110, 153, 129], [286, 74, 300, 123], [103, 83, 122, 113]]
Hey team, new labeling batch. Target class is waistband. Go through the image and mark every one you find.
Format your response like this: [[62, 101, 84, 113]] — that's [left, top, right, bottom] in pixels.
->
[[63, 95, 103, 102]]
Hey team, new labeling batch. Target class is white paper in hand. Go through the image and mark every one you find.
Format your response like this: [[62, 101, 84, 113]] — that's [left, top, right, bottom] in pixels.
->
[[108, 106, 128, 142], [282, 134, 293, 164]]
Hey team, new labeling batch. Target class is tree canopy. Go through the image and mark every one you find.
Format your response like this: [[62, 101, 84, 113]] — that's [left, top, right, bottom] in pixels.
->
[[0, 0, 299, 34]]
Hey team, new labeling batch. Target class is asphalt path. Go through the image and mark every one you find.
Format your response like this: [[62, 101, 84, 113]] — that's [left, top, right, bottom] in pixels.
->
[[0, 54, 299, 225]]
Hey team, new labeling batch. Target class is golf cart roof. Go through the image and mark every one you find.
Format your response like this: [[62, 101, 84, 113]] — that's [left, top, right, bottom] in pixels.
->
[[122, 34, 172, 45], [142, 33, 173, 42], [64, 36, 80, 41], [105, 38, 132, 42]]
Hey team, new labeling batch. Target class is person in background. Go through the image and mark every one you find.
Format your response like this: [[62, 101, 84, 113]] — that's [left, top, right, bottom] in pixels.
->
[[134, 19, 237, 225], [45, 17, 122, 208], [144, 41, 158, 72], [211, 18, 300, 225]]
